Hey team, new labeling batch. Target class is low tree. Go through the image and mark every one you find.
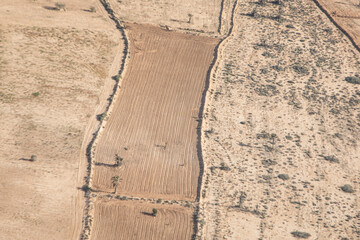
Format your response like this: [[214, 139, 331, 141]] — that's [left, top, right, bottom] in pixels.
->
[[30, 155, 37, 162], [152, 208, 158, 217], [114, 154, 123, 167], [55, 2, 66, 11], [89, 6, 96, 12], [111, 175, 121, 194], [187, 13, 193, 24]]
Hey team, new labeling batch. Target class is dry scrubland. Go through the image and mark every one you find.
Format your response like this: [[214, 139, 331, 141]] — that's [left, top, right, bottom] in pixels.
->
[[0, 0, 124, 239], [198, 0, 360, 239]]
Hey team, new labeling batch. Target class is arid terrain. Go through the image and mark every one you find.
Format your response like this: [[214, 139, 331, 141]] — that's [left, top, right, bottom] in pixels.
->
[[1, 0, 359, 239], [197, 0, 360, 239], [0, 0, 125, 239]]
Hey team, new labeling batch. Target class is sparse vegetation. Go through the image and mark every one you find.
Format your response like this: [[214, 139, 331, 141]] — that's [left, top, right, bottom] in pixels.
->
[[32, 92, 40, 97]]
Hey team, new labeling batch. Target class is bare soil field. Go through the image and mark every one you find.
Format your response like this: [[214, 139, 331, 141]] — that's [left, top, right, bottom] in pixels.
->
[[91, 23, 218, 201], [91, 198, 193, 240], [197, 0, 360, 239], [316, 0, 360, 49], [0, 0, 124, 239]]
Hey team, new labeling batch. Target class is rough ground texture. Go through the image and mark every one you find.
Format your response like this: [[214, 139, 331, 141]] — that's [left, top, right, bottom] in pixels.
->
[[0, 0, 124, 239], [197, 0, 360, 239]]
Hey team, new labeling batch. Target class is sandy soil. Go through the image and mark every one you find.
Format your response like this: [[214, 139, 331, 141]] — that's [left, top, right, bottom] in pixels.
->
[[317, 0, 360, 49], [106, 0, 227, 36], [197, 0, 360, 239], [91, 198, 193, 240], [2, 0, 360, 239], [0, 0, 124, 239], [91, 23, 218, 201]]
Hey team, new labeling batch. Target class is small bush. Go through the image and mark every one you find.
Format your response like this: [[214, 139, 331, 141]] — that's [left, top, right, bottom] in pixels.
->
[[291, 231, 311, 239], [89, 6, 96, 12], [97, 113, 107, 121], [345, 76, 360, 84], [278, 174, 290, 180], [30, 155, 37, 161], [323, 155, 339, 163], [55, 2, 66, 11], [81, 184, 91, 192], [152, 208, 158, 216], [32, 92, 40, 97], [340, 184, 354, 193], [219, 162, 230, 171], [293, 64, 309, 75]]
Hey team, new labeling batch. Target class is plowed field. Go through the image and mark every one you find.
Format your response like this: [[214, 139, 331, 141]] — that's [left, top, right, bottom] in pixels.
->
[[92, 23, 218, 200], [91, 200, 193, 240]]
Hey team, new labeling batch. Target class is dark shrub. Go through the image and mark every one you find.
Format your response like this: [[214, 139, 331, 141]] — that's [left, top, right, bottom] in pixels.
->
[[291, 231, 311, 238], [340, 184, 354, 193], [345, 76, 360, 84]]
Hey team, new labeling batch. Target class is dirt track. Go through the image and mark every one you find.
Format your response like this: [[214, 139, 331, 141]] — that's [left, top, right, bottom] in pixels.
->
[[91, 199, 193, 240], [92, 23, 218, 201]]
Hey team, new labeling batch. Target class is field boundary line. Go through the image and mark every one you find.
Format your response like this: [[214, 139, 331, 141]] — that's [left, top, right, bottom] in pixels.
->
[[193, 0, 238, 239], [79, 0, 130, 239]]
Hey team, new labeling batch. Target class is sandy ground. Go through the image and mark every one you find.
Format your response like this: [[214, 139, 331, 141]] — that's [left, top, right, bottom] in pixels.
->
[[0, 0, 124, 239], [106, 0, 227, 36], [2, 0, 360, 239], [91, 23, 218, 201], [317, 0, 360, 49], [91, 198, 193, 240], [197, 0, 360, 239]]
